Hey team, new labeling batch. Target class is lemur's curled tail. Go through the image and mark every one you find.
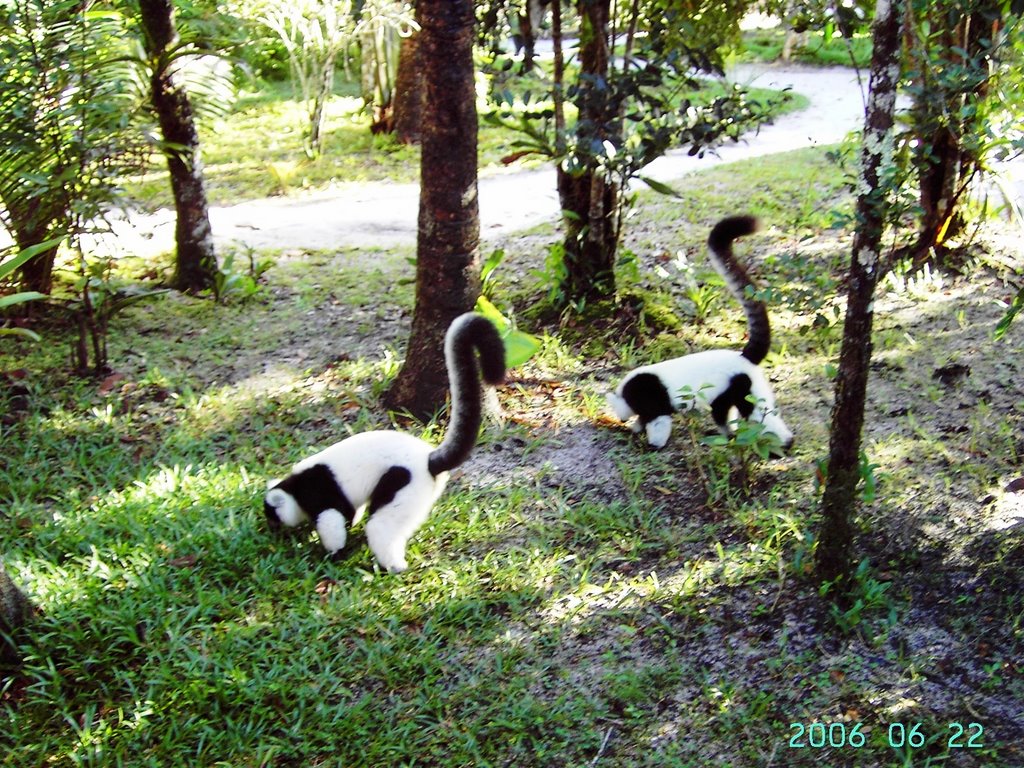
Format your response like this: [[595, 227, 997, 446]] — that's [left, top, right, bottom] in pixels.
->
[[707, 215, 770, 365], [427, 313, 506, 476]]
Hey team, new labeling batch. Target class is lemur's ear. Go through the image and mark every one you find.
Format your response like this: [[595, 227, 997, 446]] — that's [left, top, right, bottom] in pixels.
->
[[265, 488, 288, 507]]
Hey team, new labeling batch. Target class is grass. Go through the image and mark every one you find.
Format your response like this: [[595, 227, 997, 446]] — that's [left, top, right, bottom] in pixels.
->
[[3, 147, 1023, 766], [124, 77, 422, 209], [737, 26, 874, 69]]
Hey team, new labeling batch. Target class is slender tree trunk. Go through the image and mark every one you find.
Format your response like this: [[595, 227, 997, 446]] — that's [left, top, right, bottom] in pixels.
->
[[816, 0, 904, 590], [909, 8, 995, 263], [556, 0, 618, 305], [1, 561, 31, 666], [518, 2, 537, 72], [137, 0, 217, 294], [551, 0, 566, 150], [392, 31, 424, 144], [383, 0, 480, 418], [8, 215, 59, 297], [363, 23, 402, 136], [310, 54, 337, 153]]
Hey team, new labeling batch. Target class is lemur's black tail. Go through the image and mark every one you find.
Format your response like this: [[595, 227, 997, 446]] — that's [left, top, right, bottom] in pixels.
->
[[427, 313, 506, 476], [707, 215, 770, 365]]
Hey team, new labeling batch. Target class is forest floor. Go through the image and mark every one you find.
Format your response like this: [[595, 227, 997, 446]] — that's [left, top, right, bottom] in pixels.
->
[[2, 67, 1024, 767]]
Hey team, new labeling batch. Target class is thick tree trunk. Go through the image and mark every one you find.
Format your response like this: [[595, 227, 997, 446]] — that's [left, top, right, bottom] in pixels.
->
[[383, 0, 480, 419], [816, 0, 904, 590], [138, 0, 217, 294], [0, 562, 31, 666], [556, 0, 618, 306], [392, 32, 424, 144]]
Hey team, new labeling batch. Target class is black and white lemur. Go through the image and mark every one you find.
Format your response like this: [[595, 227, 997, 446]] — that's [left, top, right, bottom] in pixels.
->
[[264, 313, 506, 572], [607, 215, 794, 450]]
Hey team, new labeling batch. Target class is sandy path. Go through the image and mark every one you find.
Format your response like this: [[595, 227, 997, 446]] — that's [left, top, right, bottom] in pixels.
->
[[79, 64, 870, 259]]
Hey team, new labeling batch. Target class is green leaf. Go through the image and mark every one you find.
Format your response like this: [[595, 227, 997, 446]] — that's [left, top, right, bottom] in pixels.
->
[[700, 435, 729, 447], [473, 295, 506, 327], [474, 296, 540, 369], [0, 291, 46, 310], [995, 286, 1024, 341], [0, 239, 63, 281], [503, 330, 542, 368], [0, 326, 41, 342], [637, 176, 682, 198]]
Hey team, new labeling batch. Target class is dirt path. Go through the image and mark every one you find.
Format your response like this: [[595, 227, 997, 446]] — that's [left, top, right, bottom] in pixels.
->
[[98, 64, 871, 258]]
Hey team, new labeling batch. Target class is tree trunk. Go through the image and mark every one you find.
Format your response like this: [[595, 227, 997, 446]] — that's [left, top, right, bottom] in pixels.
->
[[909, 8, 994, 263], [555, 0, 618, 306], [517, 3, 537, 72], [137, 0, 217, 294], [362, 22, 402, 136], [383, 0, 480, 419], [392, 31, 424, 144], [9, 215, 59, 297], [551, 0, 566, 149], [816, 0, 904, 591], [914, 128, 960, 257], [309, 53, 337, 154], [0, 562, 31, 666], [556, 168, 618, 302]]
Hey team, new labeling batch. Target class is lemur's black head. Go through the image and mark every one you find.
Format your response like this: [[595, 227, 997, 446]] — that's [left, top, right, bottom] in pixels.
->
[[264, 481, 306, 532], [263, 496, 283, 531]]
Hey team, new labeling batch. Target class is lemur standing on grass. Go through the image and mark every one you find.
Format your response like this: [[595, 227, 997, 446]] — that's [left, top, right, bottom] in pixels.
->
[[264, 313, 506, 573], [607, 215, 794, 451]]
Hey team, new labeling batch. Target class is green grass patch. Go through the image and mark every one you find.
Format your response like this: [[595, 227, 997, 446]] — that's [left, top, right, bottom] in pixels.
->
[[4, 146, 1022, 767], [738, 26, 873, 68]]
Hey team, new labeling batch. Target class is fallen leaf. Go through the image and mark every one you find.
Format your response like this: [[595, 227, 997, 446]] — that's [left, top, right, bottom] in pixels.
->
[[98, 372, 126, 395], [501, 150, 534, 165]]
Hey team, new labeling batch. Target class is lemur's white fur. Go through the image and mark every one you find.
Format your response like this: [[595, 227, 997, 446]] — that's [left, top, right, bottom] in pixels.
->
[[607, 350, 792, 449], [264, 313, 505, 573], [608, 216, 794, 451], [268, 431, 446, 572]]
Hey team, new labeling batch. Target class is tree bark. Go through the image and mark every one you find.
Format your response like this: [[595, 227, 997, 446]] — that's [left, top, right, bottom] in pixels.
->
[[816, 0, 904, 590], [517, 2, 537, 72], [383, 0, 480, 419], [137, 0, 217, 294], [9, 216, 59, 297], [392, 31, 424, 144], [555, 0, 618, 306], [1, 562, 31, 666], [309, 53, 337, 153], [551, 0, 566, 149], [910, 8, 993, 263]]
